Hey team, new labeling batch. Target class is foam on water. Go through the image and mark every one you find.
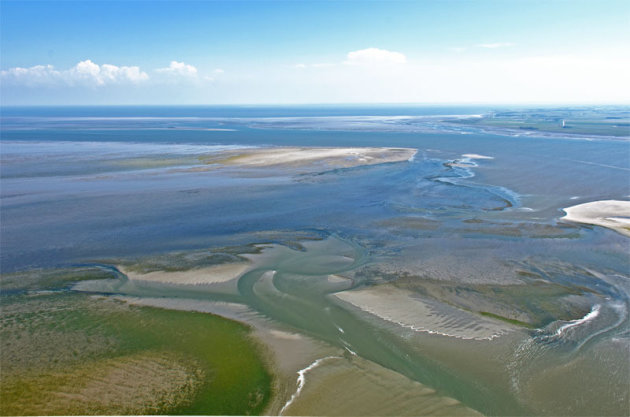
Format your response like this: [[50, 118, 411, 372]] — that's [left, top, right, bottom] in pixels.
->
[[554, 305, 601, 337], [279, 356, 342, 415]]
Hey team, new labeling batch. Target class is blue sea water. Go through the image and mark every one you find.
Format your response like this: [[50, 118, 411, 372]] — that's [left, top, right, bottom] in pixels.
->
[[1, 105, 628, 272]]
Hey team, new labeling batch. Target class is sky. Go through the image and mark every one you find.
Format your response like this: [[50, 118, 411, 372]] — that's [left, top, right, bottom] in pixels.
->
[[1, 0, 629, 105]]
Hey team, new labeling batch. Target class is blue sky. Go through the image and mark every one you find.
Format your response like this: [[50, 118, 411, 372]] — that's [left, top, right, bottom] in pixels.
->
[[1, 0, 629, 104]]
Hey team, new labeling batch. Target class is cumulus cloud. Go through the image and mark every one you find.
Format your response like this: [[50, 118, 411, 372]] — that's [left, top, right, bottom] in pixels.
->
[[71, 60, 148, 85], [155, 61, 198, 77], [344, 48, 407, 65], [1, 65, 61, 86], [1, 60, 148, 87], [476, 42, 515, 49]]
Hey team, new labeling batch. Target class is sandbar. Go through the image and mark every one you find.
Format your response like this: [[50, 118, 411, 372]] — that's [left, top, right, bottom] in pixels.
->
[[120, 262, 250, 285], [334, 285, 513, 340], [561, 200, 630, 237], [214, 146, 416, 169]]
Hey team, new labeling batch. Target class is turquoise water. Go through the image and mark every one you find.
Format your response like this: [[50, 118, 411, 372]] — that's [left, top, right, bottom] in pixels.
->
[[1, 106, 629, 415]]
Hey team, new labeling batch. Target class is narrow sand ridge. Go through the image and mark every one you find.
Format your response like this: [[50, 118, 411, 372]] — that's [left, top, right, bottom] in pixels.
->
[[120, 262, 250, 285], [562, 200, 630, 237], [334, 286, 513, 340], [215, 147, 416, 169]]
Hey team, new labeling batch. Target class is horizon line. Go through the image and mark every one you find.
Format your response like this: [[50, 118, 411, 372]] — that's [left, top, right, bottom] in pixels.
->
[[2, 102, 630, 108]]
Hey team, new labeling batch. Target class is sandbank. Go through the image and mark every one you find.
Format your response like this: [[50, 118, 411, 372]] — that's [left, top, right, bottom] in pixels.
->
[[334, 285, 513, 340], [215, 146, 416, 169], [561, 200, 630, 237], [119, 262, 250, 285]]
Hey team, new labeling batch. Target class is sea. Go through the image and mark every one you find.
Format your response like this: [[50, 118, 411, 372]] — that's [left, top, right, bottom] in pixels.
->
[[1, 105, 629, 415]]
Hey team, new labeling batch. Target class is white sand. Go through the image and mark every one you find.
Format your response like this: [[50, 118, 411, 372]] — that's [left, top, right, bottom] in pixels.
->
[[218, 147, 416, 169], [334, 286, 512, 340], [562, 200, 630, 237], [327, 274, 350, 284], [120, 262, 250, 285]]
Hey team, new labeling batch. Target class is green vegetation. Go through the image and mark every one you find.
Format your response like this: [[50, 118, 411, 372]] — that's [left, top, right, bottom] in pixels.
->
[[360, 266, 595, 329], [117, 246, 258, 273], [0, 266, 117, 293], [0, 290, 272, 415], [448, 108, 630, 138], [478, 311, 535, 328]]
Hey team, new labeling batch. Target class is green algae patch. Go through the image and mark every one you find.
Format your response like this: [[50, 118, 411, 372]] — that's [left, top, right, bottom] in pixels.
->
[[478, 311, 535, 329], [0, 266, 117, 293], [0, 292, 272, 416]]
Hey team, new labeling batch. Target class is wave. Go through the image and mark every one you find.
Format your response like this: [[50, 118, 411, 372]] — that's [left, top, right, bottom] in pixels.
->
[[554, 305, 601, 337], [279, 356, 342, 415]]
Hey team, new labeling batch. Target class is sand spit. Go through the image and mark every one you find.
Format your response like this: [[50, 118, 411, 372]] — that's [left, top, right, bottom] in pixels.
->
[[215, 146, 416, 169], [120, 262, 251, 285], [334, 286, 513, 340], [562, 200, 630, 237]]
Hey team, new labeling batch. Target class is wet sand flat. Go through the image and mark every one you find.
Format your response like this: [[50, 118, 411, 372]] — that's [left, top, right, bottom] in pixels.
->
[[283, 356, 482, 416], [334, 285, 514, 340]]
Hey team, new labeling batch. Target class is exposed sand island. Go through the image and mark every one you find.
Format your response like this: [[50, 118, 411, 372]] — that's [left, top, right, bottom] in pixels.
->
[[211, 146, 417, 169], [562, 200, 630, 237], [334, 285, 513, 340], [120, 262, 251, 285]]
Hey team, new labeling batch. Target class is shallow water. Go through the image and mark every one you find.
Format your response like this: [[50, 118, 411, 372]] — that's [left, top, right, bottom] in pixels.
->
[[1, 106, 629, 415]]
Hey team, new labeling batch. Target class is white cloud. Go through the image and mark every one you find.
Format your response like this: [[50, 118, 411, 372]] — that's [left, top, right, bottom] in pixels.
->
[[476, 42, 515, 49], [70, 60, 148, 85], [213, 68, 224, 74], [1, 60, 148, 86], [155, 61, 198, 77], [1, 65, 62, 86], [260, 52, 630, 104], [344, 48, 407, 65], [293, 63, 335, 69]]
